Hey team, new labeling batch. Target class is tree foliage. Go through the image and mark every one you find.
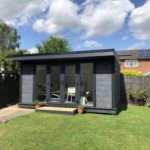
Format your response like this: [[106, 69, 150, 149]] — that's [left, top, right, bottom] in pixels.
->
[[0, 50, 26, 74], [36, 37, 71, 53], [0, 20, 20, 51]]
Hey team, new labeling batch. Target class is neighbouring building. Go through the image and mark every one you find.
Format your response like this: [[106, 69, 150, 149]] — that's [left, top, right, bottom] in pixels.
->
[[116, 49, 150, 75]]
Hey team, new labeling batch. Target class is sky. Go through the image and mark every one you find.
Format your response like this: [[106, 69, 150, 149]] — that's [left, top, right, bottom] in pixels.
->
[[0, 0, 150, 53]]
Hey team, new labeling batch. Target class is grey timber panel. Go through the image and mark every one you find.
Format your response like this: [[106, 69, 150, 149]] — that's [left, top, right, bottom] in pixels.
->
[[112, 59, 120, 108], [96, 62, 112, 109], [46, 65, 50, 101], [21, 64, 34, 104]]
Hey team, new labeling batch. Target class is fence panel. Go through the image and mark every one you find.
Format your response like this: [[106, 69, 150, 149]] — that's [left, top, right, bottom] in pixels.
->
[[0, 74, 19, 108], [121, 75, 150, 105]]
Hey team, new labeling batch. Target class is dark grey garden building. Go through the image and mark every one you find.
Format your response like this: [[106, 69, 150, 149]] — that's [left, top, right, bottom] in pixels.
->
[[12, 49, 120, 114]]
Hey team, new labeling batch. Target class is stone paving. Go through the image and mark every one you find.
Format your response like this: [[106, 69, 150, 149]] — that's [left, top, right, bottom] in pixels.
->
[[0, 105, 34, 123]]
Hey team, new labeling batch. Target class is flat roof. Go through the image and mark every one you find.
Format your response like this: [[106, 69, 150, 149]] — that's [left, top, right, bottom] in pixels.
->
[[12, 49, 116, 61]]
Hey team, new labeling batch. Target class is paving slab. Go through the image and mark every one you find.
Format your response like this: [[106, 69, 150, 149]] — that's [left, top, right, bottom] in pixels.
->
[[0, 105, 34, 122]]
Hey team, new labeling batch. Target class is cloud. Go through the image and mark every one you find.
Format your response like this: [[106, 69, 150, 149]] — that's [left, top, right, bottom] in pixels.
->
[[127, 42, 146, 49], [80, 0, 134, 37], [83, 40, 102, 48], [0, 0, 48, 26], [0, 0, 134, 38], [33, 0, 80, 34], [28, 47, 38, 54], [33, 0, 134, 37], [129, 0, 150, 40]]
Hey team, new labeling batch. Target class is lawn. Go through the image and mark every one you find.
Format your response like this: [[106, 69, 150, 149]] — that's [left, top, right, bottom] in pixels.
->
[[0, 105, 150, 150]]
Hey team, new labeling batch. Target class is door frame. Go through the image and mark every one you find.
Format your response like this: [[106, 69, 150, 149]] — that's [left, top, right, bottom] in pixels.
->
[[62, 63, 79, 105], [44, 61, 95, 107], [46, 63, 79, 105], [46, 64, 62, 104]]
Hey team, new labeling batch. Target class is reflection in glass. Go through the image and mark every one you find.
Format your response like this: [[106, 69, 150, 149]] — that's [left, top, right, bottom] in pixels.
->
[[35, 65, 46, 101], [80, 63, 93, 106], [65, 65, 76, 103], [50, 66, 60, 102]]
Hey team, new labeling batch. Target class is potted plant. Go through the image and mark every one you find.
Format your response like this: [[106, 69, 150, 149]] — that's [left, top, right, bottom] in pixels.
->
[[128, 89, 136, 104], [77, 105, 84, 114], [136, 90, 147, 106], [128, 89, 137, 104], [33, 100, 42, 109], [146, 102, 150, 107]]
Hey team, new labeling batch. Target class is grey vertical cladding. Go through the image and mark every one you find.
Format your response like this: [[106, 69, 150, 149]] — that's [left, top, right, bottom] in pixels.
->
[[117, 60, 121, 106], [112, 59, 116, 108], [21, 64, 34, 104], [46, 65, 50, 101], [112, 59, 120, 108], [60, 65, 65, 103], [96, 62, 113, 109]]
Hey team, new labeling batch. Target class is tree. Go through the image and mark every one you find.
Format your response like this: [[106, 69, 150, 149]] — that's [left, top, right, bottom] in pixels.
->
[[36, 37, 71, 53], [0, 20, 20, 51], [0, 50, 27, 74]]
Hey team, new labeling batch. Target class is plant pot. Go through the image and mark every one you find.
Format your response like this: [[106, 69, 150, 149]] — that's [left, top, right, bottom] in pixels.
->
[[138, 99, 145, 106], [78, 108, 84, 114], [35, 105, 41, 109]]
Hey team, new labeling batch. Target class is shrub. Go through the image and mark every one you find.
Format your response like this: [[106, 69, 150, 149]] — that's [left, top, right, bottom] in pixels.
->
[[33, 100, 43, 105], [145, 102, 150, 107], [128, 89, 147, 100], [121, 70, 143, 76]]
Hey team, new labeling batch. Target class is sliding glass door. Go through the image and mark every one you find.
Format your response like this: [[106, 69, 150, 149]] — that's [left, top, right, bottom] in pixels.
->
[[80, 63, 93, 106], [64, 65, 76, 104], [35, 65, 46, 101], [47, 64, 76, 104], [35, 63, 94, 106], [49, 65, 61, 103]]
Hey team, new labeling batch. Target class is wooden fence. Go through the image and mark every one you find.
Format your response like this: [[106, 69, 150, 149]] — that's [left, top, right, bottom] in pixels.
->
[[120, 75, 150, 105], [0, 74, 19, 108]]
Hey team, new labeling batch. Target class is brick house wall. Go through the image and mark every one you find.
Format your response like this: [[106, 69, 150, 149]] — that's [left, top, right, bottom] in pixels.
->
[[120, 59, 150, 75]]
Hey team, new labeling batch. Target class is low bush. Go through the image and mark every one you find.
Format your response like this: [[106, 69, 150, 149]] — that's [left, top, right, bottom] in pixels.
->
[[121, 70, 143, 76], [145, 102, 150, 107], [128, 89, 148, 106]]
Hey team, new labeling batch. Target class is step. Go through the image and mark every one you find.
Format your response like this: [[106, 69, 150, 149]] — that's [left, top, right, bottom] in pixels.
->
[[36, 106, 77, 115]]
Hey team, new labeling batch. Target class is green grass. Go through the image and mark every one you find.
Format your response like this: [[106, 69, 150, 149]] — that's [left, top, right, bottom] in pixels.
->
[[0, 105, 150, 150]]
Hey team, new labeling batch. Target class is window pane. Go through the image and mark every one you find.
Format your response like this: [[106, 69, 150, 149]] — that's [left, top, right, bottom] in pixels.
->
[[125, 60, 138, 67], [130, 61, 133, 66]]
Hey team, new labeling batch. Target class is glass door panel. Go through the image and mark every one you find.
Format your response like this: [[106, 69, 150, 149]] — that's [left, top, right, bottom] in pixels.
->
[[64, 65, 76, 103], [50, 65, 61, 103], [35, 65, 46, 101], [80, 63, 93, 106]]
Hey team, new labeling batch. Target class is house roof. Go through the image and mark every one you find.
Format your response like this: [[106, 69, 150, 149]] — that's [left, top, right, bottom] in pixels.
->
[[116, 49, 150, 60], [12, 49, 116, 61]]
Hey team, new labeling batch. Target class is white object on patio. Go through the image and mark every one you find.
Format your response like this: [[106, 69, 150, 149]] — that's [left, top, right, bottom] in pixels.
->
[[67, 87, 75, 102]]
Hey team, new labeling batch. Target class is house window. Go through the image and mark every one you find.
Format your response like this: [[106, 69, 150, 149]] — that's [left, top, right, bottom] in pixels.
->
[[125, 60, 138, 67]]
